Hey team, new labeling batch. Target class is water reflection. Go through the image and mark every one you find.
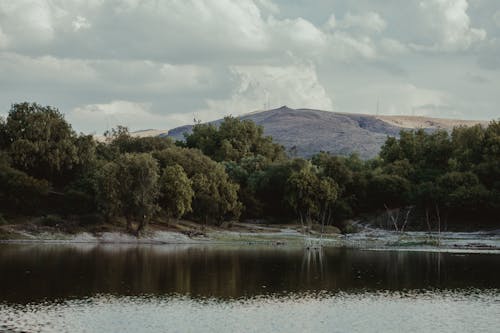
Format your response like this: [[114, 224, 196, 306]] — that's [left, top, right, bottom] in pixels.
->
[[0, 244, 499, 303], [1, 291, 499, 333]]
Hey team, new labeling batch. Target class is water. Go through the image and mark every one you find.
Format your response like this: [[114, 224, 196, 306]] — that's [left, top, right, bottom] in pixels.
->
[[0, 244, 499, 332]]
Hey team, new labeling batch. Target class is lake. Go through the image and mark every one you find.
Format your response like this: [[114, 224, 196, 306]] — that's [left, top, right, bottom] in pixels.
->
[[0, 244, 499, 332]]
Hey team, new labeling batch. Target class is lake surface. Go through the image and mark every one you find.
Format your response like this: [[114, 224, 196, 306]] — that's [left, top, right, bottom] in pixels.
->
[[0, 244, 499, 332]]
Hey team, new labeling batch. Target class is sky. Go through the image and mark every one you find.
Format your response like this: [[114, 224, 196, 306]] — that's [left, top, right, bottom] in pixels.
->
[[0, 0, 499, 134]]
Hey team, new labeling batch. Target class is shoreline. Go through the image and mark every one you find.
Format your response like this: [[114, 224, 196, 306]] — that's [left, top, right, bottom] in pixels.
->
[[1, 225, 499, 254]]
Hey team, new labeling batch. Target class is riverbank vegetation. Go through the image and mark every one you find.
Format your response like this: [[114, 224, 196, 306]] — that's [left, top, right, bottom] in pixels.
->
[[0, 102, 499, 235]]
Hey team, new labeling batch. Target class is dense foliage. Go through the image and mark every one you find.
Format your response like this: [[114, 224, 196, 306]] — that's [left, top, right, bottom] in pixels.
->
[[1, 102, 498, 233]]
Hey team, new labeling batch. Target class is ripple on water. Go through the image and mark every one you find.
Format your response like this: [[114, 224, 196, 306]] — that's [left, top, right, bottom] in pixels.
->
[[1, 289, 499, 333]]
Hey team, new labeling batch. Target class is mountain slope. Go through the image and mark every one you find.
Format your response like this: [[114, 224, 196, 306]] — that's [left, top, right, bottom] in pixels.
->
[[166, 106, 487, 159]]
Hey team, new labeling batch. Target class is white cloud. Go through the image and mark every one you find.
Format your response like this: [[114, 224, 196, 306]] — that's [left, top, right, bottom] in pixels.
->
[[412, 0, 486, 51], [255, 0, 279, 14], [325, 14, 337, 29], [494, 11, 500, 27], [0, 27, 8, 49], [200, 63, 333, 121], [370, 84, 452, 117], [321, 11, 388, 61], [0, 0, 499, 132], [268, 16, 327, 54], [337, 12, 387, 34], [68, 100, 192, 134], [0, 0, 271, 59], [478, 37, 500, 69], [379, 38, 409, 55], [0, 53, 212, 93], [72, 16, 91, 31], [0, 0, 59, 48], [0, 53, 96, 84], [327, 32, 377, 60]]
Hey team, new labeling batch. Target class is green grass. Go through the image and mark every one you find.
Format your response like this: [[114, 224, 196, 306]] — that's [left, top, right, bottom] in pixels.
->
[[386, 238, 440, 247]]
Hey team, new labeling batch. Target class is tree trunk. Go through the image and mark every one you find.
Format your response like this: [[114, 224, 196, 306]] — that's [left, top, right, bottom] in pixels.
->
[[384, 204, 399, 231], [401, 206, 413, 233], [435, 204, 441, 246], [425, 206, 431, 235], [126, 216, 133, 233], [136, 219, 146, 236]]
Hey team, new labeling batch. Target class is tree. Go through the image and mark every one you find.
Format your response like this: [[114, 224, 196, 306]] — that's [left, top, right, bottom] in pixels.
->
[[96, 153, 160, 233], [0, 153, 50, 213], [1, 102, 95, 185], [158, 164, 194, 221], [285, 164, 320, 230], [118, 153, 159, 233], [153, 147, 241, 224], [96, 161, 122, 222], [367, 174, 411, 209], [316, 177, 339, 229], [185, 116, 285, 163], [249, 159, 307, 220], [312, 152, 352, 194], [223, 155, 272, 218], [436, 172, 489, 211], [104, 126, 174, 154]]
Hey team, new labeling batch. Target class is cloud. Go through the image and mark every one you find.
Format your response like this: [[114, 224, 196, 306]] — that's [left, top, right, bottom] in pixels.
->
[[477, 38, 500, 69], [199, 63, 333, 121], [0, 52, 213, 94], [0, 52, 96, 84], [464, 72, 489, 84], [494, 11, 500, 27], [321, 11, 392, 61], [68, 100, 193, 134], [72, 16, 91, 31], [379, 38, 409, 56], [334, 82, 453, 117], [410, 0, 486, 51], [377, 84, 453, 117], [255, 0, 279, 14], [268, 16, 327, 53], [0, 27, 9, 49], [337, 12, 387, 34], [0, 1, 59, 50], [0, 1, 269, 60], [1, 0, 499, 132]]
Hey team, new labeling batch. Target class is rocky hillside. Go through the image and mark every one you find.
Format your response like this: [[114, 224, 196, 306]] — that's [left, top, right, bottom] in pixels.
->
[[165, 106, 487, 159]]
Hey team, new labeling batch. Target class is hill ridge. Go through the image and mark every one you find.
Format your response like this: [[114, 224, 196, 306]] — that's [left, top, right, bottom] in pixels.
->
[[163, 106, 488, 159]]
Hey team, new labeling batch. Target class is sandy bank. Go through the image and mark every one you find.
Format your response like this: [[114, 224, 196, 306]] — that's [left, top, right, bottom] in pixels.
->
[[1, 222, 499, 253]]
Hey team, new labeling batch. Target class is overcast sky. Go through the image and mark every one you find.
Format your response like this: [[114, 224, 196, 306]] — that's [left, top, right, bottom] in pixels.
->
[[0, 0, 499, 134]]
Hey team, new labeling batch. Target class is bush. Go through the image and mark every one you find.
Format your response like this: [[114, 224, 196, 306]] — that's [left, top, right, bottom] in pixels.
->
[[40, 214, 64, 227], [78, 214, 104, 226], [340, 220, 360, 234]]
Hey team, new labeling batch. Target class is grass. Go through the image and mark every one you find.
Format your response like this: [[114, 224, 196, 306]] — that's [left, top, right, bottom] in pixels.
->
[[386, 238, 440, 247], [0, 227, 28, 240]]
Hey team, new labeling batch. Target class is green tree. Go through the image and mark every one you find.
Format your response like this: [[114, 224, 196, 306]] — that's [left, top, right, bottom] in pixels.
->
[[316, 177, 339, 229], [0, 153, 50, 213], [285, 164, 320, 229], [96, 161, 122, 221], [104, 126, 174, 155], [185, 116, 285, 163], [1, 102, 95, 185], [367, 174, 411, 209], [153, 147, 241, 224], [96, 153, 159, 233], [158, 164, 194, 221], [312, 152, 353, 194], [436, 172, 489, 211]]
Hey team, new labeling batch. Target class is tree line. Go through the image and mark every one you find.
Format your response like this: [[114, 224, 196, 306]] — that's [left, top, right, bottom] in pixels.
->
[[0, 102, 498, 233]]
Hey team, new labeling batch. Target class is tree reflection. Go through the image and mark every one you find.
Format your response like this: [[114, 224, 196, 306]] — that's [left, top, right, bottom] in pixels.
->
[[0, 245, 498, 304]]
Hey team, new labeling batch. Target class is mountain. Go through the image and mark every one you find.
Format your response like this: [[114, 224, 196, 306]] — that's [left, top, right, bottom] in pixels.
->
[[165, 106, 486, 159]]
